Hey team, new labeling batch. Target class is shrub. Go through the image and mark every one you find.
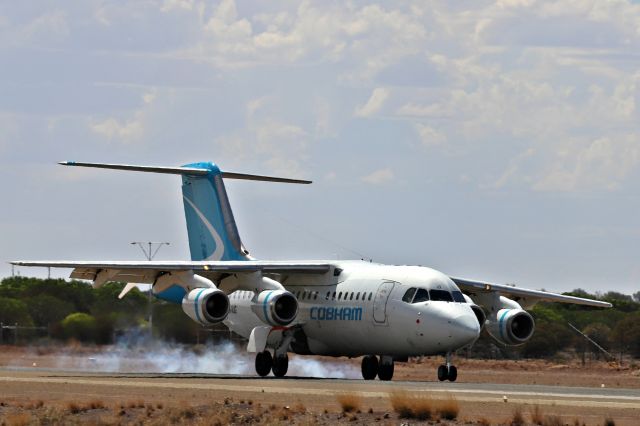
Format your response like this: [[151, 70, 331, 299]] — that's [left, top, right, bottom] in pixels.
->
[[61, 312, 98, 342], [337, 394, 361, 413]]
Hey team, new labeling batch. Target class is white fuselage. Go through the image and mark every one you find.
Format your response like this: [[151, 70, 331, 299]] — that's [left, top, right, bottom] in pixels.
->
[[224, 261, 480, 357]]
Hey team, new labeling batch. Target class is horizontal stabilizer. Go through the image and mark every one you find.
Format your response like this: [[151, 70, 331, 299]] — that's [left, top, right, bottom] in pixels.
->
[[59, 161, 311, 183], [59, 161, 208, 176]]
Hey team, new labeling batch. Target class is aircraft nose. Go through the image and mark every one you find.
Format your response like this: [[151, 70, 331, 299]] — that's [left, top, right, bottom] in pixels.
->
[[450, 309, 481, 347]]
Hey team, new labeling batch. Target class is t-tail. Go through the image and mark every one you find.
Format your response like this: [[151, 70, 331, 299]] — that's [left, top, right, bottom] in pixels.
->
[[59, 161, 311, 261]]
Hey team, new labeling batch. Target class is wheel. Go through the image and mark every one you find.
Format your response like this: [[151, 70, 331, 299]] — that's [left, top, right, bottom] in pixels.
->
[[272, 354, 289, 377], [255, 351, 273, 377], [437, 364, 448, 382], [361, 355, 378, 380], [447, 365, 457, 382], [377, 357, 394, 381]]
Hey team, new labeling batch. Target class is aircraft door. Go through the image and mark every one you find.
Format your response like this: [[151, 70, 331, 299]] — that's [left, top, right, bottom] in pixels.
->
[[373, 281, 395, 324]]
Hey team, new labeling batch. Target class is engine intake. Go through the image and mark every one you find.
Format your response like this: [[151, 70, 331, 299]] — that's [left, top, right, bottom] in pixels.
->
[[486, 308, 535, 346], [182, 288, 230, 326], [252, 290, 298, 326]]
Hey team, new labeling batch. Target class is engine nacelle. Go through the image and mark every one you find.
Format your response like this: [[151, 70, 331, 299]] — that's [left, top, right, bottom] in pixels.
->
[[251, 290, 298, 326], [182, 288, 230, 326], [486, 308, 535, 346]]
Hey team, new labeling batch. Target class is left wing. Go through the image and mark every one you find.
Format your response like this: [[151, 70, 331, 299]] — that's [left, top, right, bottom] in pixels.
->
[[451, 277, 611, 308], [10, 260, 332, 286]]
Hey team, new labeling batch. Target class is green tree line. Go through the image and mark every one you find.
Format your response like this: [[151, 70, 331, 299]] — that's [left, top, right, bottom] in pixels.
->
[[0, 276, 204, 344], [471, 289, 640, 361]]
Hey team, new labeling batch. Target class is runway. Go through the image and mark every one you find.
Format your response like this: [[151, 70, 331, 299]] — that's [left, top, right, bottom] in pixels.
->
[[2, 369, 640, 411]]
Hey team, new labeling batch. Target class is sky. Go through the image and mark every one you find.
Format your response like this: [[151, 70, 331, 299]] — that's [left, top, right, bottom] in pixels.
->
[[1, 0, 639, 295]]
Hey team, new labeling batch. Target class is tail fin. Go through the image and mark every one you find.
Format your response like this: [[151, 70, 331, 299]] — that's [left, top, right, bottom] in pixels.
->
[[59, 161, 311, 261]]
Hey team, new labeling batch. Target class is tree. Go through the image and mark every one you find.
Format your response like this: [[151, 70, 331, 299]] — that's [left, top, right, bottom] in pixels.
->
[[0, 297, 33, 326], [27, 294, 74, 327], [61, 313, 98, 342]]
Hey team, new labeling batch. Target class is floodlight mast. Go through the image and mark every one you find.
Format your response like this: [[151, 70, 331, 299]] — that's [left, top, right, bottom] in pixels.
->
[[130, 241, 170, 337]]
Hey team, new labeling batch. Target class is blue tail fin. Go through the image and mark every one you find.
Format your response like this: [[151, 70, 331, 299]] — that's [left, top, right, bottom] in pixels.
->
[[181, 162, 249, 261], [58, 161, 311, 262]]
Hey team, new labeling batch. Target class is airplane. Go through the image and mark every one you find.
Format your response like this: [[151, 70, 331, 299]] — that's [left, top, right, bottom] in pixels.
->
[[11, 161, 611, 382]]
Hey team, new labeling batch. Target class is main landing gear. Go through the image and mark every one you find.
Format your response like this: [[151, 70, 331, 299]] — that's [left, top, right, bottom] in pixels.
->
[[361, 355, 394, 381], [255, 351, 289, 377], [437, 352, 457, 382]]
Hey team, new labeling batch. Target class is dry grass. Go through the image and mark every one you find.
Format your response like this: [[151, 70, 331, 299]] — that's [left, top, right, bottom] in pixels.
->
[[511, 405, 525, 426], [336, 393, 361, 413], [3, 413, 31, 426], [389, 391, 432, 421], [389, 391, 459, 421], [436, 395, 459, 420], [543, 415, 564, 426], [531, 404, 544, 425], [477, 417, 492, 426]]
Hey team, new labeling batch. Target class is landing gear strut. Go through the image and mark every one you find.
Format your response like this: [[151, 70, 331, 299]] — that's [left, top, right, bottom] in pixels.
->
[[377, 356, 394, 381], [361, 355, 378, 380], [255, 351, 273, 377], [437, 352, 457, 382]]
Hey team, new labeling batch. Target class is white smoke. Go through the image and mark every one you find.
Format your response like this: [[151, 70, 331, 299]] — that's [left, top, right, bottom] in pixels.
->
[[49, 334, 360, 379]]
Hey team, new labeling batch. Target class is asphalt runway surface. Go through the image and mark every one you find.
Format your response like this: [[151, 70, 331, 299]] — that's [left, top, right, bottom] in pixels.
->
[[2, 368, 639, 411]]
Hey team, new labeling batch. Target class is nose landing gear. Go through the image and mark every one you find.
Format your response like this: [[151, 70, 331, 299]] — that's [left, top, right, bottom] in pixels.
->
[[437, 352, 457, 382]]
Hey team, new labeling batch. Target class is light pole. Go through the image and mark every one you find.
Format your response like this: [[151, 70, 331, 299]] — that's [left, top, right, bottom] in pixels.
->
[[131, 241, 170, 338]]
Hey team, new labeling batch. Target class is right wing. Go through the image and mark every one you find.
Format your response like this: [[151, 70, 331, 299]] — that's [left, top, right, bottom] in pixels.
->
[[451, 277, 612, 308]]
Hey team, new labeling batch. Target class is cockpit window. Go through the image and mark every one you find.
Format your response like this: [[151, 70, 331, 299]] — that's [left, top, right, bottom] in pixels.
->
[[452, 290, 466, 303], [429, 289, 453, 302], [412, 288, 430, 303], [402, 287, 416, 303]]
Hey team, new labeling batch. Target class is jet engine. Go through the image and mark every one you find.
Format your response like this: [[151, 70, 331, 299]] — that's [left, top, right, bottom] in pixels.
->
[[251, 290, 298, 326], [182, 288, 230, 326], [485, 308, 535, 346]]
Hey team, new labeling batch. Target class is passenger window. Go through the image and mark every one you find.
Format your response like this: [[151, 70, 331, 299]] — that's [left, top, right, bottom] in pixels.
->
[[326, 291, 330, 300], [314, 292, 318, 300], [452, 290, 466, 303], [402, 288, 417, 303], [413, 288, 430, 303], [368, 292, 373, 301], [349, 292, 354, 300], [332, 292, 336, 300], [338, 292, 342, 300], [356, 292, 360, 300], [430, 289, 453, 302]]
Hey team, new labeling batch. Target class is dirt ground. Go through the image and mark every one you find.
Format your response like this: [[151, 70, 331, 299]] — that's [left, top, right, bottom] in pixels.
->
[[0, 346, 638, 425]]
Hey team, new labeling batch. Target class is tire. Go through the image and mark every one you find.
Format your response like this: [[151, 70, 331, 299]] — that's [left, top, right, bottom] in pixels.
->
[[377, 359, 394, 381], [437, 365, 448, 382], [361, 355, 378, 380], [255, 351, 273, 377], [448, 365, 457, 382], [272, 354, 289, 378]]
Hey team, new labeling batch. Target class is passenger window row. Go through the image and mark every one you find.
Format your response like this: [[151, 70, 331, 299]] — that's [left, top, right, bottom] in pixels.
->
[[294, 290, 374, 302], [402, 287, 466, 303]]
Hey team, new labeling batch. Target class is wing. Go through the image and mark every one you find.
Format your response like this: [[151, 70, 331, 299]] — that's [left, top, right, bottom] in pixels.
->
[[10, 260, 332, 287], [451, 277, 611, 308]]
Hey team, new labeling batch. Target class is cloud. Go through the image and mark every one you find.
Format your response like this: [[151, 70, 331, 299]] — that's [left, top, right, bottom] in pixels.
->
[[355, 88, 389, 117], [533, 135, 640, 191], [361, 168, 394, 185], [415, 124, 446, 147], [90, 90, 157, 143]]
